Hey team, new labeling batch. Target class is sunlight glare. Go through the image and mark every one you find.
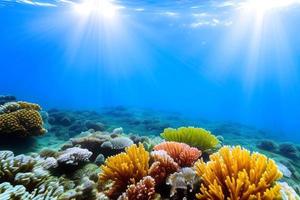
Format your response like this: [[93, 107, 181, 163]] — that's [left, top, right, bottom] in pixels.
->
[[73, 0, 121, 19], [241, 0, 299, 13]]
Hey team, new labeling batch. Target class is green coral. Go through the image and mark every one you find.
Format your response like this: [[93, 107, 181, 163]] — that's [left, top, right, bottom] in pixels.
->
[[161, 127, 219, 151]]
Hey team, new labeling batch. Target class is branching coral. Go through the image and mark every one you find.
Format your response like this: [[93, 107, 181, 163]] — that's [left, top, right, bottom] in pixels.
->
[[0, 101, 46, 137], [194, 146, 283, 200], [148, 150, 179, 185], [161, 127, 219, 151], [99, 144, 149, 198], [153, 142, 201, 167], [118, 176, 156, 200]]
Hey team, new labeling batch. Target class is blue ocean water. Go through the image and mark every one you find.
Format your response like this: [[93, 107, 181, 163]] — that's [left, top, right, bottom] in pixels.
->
[[0, 0, 300, 141]]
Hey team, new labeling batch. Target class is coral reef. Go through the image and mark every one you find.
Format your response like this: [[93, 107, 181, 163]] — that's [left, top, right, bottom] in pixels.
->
[[279, 182, 300, 200], [0, 150, 99, 199], [153, 141, 201, 167], [148, 150, 179, 185], [161, 127, 219, 151], [57, 147, 92, 166], [118, 176, 156, 200], [167, 167, 198, 198], [194, 146, 283, 200], [257, 140, 278, 151], [99, 144, 149, 198], [0, 95, 16, 105], [0, 101, 46, 137], [279, 143, 298, 159]]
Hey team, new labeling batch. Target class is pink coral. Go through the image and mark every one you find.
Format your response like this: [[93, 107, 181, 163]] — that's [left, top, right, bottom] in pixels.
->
[[153, 142, 201, 167]]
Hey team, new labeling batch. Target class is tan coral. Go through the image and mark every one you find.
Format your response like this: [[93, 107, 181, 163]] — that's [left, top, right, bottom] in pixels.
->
[[0, 109, 46, 136], [194, 146, 283, 200]]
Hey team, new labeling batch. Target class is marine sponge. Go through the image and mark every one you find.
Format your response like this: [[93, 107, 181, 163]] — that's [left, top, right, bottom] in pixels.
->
[[148, 150, 179, 185], [161, 127, 219, 151], [153, 142, 201, 167], [194, 146, 283, 200], [99, 144, 149, 198], [0, 105, 46, 137], [118, 176, 156, 200]]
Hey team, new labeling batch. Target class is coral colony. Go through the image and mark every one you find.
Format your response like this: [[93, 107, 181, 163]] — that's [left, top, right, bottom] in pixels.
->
[[0, 97, 300, 199]]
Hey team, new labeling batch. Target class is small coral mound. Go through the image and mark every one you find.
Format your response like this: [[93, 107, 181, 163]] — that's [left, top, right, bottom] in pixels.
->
[[0, 101, 46, 137], [161, 127, 219, 151], [148, 150, 179, 185], [99, 144, 149, 198], [153, 142, 201, 167], [118, 176, 156, 200], [194, 146, 283, 200]]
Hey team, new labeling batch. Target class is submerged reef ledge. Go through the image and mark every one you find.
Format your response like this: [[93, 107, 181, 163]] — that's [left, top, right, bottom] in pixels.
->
[[0, 97, 300, 199]]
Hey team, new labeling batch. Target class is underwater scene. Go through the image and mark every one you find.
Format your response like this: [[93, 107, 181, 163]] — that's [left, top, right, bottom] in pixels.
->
[[1, 0, 300, 199]]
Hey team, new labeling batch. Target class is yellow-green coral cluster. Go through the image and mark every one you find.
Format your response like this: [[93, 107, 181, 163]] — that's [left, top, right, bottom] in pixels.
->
[[0, 101, 46, 136], [194, 146, 283, 200], [161, 127, 219, 151]]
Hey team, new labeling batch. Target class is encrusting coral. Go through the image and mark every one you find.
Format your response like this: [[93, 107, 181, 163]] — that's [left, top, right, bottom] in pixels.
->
[[0, 101, 46, 137], [98, 144, 150, 198], [161, 127, 219, 151], [194, 146, 283, 200], [118, 176, 156, 200], [153, 141, 201, 167]]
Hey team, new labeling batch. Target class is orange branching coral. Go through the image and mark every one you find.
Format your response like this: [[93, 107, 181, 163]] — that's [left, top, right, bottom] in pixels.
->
[[148, 150, 179, 185], [118, 176, 156, 200], [194, 146, 283, 200], [99, 144, 149, 199], [153, 142, 201, 167], [0, 109, 46, 136]]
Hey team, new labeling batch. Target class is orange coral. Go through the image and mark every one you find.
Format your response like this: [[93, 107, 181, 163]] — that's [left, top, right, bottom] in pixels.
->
[[118, 176, 156, 200], [99, 144, 149, 199], [0, 109, 46, 136], [153, 142, 201, 167], [148, 150, 179, 185], [194, 146, 283, 200]]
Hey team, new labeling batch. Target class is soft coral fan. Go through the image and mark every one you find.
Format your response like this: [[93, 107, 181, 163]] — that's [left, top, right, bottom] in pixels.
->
[[161, 127, 219, 151], [194, 146, 283, 200], [153, 142, 201, 167], [99, 144, 149, 199]]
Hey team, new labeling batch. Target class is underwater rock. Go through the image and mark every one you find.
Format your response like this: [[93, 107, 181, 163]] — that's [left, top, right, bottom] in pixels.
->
[[94, 154, 105, 166], [279, 143, 298, 159], [112, 127, 124, 135], [0, 95, 16, 105], [85, 120, 105, 131], [257, 140, 278, 151], [100, 137, 134, 157], [60, 116, 73, 126], [57, 147, 92, 165]]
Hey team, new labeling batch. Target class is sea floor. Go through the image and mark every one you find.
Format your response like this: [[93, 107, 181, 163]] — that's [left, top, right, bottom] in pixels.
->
[[1, 105, 300, 197]]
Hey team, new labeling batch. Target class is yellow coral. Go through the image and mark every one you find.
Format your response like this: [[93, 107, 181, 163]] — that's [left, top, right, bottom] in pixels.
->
[[99, 144, 149, 198], [0, 109, 45, 136], [161, 127, 219, 151], [194, 146, 283, 200], [18, 101, 41, 111]]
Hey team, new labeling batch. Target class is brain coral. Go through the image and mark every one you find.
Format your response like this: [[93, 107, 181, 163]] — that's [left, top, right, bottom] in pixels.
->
[[161, 127, 219, 151], [194, 146, 283, 200], [153, 141, 201, 167], [99, 144, 149, 199], [0, 102, 46, 137]]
